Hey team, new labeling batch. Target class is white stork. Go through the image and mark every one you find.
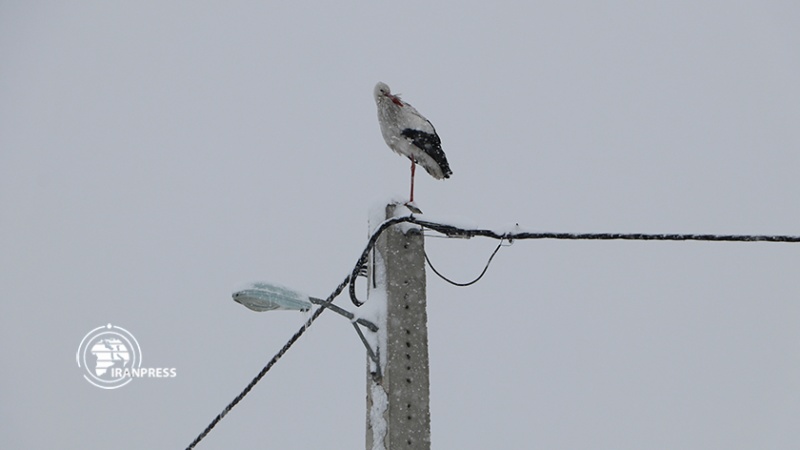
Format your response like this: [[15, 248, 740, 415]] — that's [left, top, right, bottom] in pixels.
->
[[374, 82, 452, 203]]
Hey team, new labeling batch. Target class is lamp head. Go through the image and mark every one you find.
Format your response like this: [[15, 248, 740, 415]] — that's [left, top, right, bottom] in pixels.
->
[[232, 282, 312, 312]]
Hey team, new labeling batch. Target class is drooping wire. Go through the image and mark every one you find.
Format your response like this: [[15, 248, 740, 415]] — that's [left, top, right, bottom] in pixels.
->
[[424, 239, 505, 287]]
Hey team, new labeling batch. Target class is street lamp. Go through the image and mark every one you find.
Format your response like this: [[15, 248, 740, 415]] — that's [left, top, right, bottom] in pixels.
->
[[232, 282, 381, 376], [233, 282, 313, 312]]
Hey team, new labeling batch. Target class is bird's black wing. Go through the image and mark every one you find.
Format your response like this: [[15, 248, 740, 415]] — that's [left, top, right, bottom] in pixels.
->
[[401, 127, 453, 178]]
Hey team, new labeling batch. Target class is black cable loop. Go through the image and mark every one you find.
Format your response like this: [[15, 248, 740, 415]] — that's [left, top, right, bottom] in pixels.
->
[[348, 216, 416, 306], [424, 239, 505, 287]]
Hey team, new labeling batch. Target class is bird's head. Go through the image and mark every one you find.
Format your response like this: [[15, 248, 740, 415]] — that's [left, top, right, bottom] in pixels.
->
[[374, 82, 403, 107]]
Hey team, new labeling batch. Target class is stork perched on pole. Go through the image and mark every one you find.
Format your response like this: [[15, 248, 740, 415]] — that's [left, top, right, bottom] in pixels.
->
[[373, 82, 452, 204]]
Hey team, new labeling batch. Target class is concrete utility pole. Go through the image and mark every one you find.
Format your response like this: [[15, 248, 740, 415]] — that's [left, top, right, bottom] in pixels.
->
[[366, 204, 431, 450]]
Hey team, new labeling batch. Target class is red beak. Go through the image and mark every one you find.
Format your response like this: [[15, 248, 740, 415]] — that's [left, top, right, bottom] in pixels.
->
[[387, 93, 403, 107]]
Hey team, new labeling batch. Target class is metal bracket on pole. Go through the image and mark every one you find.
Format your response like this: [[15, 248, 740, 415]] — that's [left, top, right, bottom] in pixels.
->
[[353, 323, 382, 380], [308, 297, 382, 378]]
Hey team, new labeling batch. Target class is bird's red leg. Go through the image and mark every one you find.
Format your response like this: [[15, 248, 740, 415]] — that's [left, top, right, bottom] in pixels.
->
[[409, 156, 416, 203]]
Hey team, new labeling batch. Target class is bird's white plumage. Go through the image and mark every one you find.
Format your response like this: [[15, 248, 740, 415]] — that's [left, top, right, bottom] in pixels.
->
[[373, 82, 452, 180]]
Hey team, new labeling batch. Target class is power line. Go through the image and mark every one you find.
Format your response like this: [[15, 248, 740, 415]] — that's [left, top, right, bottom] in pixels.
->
[[347, 215, 800, 306], [187, 214, 800, 448], [412, 218, 800, 243]]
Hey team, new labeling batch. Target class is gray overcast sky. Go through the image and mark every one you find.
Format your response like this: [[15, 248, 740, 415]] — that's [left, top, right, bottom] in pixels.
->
[[2, 2, 800, 449]]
